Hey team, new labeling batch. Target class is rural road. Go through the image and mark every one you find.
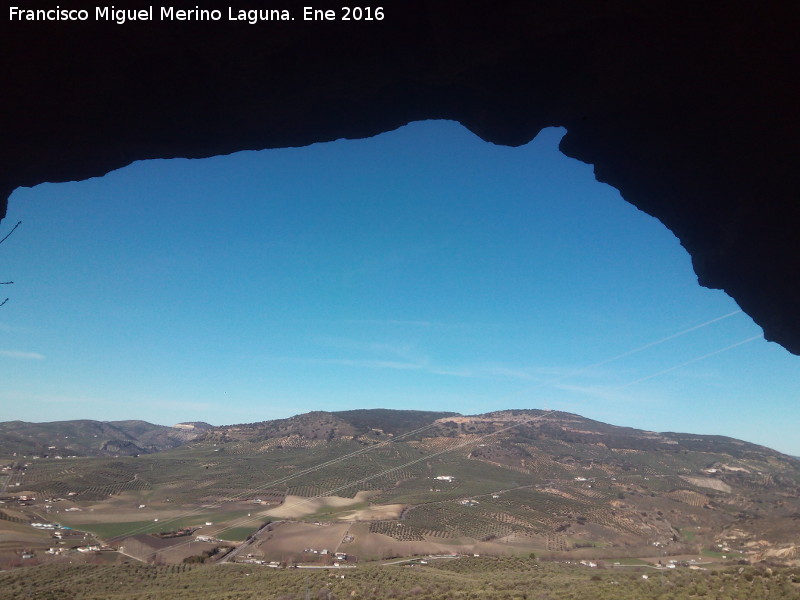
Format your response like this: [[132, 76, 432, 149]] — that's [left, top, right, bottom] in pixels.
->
[[218, 520, 278, 563]]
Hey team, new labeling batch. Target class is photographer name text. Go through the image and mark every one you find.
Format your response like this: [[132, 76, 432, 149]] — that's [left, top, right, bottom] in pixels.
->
[[8, 5, 385, 24]]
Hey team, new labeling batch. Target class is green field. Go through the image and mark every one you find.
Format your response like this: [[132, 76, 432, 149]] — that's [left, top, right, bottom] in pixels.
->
[[701, 548, 729, 559], [681, 528, 697, 541], [69, 519, 196, 539], [67, 509, 255, 540]]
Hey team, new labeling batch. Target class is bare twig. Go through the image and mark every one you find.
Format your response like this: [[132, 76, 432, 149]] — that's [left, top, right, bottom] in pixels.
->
[[1, 221, 21, 306], [0, 220, 22, 246]]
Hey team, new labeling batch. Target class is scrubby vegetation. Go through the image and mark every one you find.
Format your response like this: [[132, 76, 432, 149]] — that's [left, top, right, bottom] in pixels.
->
[[1, 558, 799, 600]]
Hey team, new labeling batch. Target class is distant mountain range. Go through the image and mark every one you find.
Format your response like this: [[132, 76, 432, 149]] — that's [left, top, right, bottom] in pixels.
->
[[0, 409, 794, 463], [0, 419, 207, 457]]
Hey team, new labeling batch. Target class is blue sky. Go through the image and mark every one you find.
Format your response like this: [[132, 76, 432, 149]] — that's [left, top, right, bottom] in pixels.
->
[[1, 121, 798, 454]]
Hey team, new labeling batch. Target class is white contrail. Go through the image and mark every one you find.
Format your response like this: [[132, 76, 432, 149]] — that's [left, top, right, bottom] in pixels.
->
[[503, 309, 743, 400], [616, 334, 761, 389], [571, 310, 743, 374]]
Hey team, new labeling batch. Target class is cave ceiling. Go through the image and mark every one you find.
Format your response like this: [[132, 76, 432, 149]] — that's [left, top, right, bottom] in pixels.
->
[[1, 1, 798, 353]]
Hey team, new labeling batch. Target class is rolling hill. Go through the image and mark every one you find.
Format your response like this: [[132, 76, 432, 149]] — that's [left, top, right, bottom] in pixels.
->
[[2, 409, 799, 564]]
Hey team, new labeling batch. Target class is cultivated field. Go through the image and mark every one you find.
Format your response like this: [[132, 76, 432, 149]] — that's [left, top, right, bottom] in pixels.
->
[[3, 409, 800, 574]]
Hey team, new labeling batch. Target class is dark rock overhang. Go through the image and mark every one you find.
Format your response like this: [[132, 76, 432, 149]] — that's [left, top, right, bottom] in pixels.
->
[[2, 1, 798, 353]]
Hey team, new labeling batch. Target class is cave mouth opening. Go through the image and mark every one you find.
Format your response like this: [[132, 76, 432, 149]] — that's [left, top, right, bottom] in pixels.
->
[[2, 120, 796, 454]]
